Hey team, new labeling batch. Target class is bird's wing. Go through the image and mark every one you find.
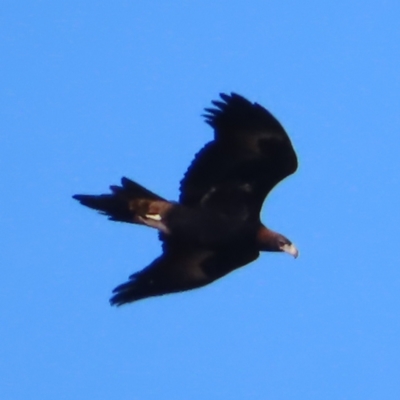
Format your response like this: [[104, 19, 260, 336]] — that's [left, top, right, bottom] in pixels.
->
[[179, 93, 297, 216], [110, 240, 259, 305]]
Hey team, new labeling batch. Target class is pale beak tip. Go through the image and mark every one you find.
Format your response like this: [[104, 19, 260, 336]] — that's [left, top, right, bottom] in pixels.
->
[[281, 243, 299, 259]]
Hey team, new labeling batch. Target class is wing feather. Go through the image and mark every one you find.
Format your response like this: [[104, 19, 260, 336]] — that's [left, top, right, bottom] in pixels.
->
[[180, 93, 297, 215], [109, 241, 259, 306]]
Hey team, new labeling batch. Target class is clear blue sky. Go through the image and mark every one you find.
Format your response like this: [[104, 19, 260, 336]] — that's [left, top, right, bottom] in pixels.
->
[[1, 1, 399, 399]]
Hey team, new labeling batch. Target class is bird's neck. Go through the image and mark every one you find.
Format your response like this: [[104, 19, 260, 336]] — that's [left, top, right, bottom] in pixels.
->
[[256, 225, 279, 252]]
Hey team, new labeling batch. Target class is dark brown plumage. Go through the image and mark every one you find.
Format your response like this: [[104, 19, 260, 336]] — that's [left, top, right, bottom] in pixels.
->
[[73, 93, 298, 306]]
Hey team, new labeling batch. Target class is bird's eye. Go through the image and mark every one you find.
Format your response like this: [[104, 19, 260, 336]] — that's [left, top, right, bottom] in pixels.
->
[[278, 237, 289, 246]]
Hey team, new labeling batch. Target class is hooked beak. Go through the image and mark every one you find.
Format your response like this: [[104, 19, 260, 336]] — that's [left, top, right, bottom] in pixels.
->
[[280, 243, 299, 258]]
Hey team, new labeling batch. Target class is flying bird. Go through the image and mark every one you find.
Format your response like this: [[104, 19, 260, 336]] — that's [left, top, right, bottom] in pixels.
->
[[73, 93, 298, 306]]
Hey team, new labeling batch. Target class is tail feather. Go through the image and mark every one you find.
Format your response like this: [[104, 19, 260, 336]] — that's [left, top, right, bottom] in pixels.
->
[[73, 177, 166, 224], [114, 177, 164, 200]]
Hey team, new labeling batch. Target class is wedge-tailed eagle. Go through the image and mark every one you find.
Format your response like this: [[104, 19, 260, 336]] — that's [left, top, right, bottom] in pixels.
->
[[73, 93, 298, 306]]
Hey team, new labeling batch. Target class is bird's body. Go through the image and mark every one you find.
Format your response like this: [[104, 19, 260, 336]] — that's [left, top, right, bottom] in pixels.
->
[[73, 93, 299, 305]]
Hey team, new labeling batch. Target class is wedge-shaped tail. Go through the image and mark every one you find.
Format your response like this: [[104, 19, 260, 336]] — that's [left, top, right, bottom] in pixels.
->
[[73, 177, 168, 225]]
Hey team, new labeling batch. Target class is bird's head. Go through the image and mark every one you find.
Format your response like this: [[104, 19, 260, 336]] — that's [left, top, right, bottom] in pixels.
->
[[257, 226, 299, 258]]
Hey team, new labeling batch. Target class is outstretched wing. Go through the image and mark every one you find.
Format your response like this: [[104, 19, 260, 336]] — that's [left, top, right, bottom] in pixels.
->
[[179, 93, 297, 216], [110, 241, 259, 305], [110, 249, 212, 305]]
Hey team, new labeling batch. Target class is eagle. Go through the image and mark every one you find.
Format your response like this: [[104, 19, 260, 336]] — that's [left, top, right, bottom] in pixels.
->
[[73, 93, 298, 306]]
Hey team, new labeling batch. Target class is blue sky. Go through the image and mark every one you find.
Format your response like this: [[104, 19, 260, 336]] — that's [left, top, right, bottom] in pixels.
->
[[1, 1, 399, 399]]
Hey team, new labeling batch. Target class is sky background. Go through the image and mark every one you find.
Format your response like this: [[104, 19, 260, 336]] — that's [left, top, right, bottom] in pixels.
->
[[1, 1, 400, 399]]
